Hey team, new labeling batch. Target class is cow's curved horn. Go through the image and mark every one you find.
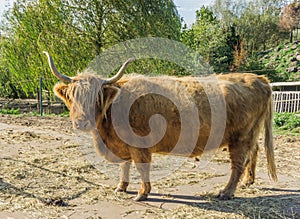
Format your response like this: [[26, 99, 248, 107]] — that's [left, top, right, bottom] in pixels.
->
[[103, 58, 135, 85], [43, 51, 72, 83]]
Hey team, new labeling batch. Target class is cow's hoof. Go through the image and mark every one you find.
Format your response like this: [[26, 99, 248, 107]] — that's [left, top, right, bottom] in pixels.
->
[[133, 194, 148, 201], [114, 187, 127, 193], [240, 179, 254, 188], [240, 181, 253, 189], [217, 191, 233, 200]]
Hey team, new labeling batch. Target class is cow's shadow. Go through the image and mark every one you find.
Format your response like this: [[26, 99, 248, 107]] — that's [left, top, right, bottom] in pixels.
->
[[127, 189, 300, 218]]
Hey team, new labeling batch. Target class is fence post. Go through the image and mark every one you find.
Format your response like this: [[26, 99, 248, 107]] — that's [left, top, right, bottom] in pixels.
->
[[39, 77, 43, 116]]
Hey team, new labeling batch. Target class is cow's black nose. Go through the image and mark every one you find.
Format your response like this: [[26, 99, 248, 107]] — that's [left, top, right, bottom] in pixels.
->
[[72, 120, 93, 131]]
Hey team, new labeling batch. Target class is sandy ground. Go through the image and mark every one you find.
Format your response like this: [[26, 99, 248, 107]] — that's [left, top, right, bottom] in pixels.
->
[[0, 114, 299, 219]]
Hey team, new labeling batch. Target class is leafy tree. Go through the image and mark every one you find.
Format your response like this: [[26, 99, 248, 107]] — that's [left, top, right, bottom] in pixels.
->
[[182, 0, 290, 73], [181, 6, 239, 72], [279, 1, 300, 43], [212, 0, 289, 55], [0, 0, 181, 98], [0, 0, 90, 97], [64, 0, 181, 54]]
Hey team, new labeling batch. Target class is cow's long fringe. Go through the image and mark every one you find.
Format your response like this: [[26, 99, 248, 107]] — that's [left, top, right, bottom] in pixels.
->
[[72, 73, 104, 118], [264, 95, 277, 182]]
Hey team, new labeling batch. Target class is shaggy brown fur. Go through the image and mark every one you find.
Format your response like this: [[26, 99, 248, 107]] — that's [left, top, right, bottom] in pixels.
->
[[54, 73, 277, 201]]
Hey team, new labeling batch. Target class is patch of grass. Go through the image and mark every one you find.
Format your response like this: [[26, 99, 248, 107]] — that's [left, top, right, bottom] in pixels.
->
[[274, 128, 300, 138], [58, 110, 69, 117], [0, 108, 20, 115], [33, 110, 69, 117], [25, 111, 40, 116], [274, 112, 300, 133], [0, 110, 69, 117]]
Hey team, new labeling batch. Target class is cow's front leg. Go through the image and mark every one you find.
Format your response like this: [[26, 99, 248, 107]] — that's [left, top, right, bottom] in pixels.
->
[[130, 148, 152, 201], [115, 161, 131, 193]]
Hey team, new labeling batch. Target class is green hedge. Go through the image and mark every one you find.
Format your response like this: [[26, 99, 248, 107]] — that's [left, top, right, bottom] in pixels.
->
[[274, 112, 300, 132]]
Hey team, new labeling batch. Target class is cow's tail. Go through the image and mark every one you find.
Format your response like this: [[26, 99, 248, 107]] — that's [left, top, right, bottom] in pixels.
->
[[264, 95, 277, 182]]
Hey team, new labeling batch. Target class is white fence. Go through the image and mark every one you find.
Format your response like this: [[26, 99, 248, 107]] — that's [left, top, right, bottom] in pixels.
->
[[272, 91, 300, 113]]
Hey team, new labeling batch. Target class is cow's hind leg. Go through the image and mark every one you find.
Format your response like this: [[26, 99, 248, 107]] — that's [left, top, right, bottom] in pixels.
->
[[218, 139, 251, 200], [241, 142, 258, 187], [134, 162, 151, 201], [115, 161, 131, 193]]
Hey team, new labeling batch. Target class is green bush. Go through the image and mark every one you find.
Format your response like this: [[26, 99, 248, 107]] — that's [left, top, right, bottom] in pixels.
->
[[274, 112, 300, 131]]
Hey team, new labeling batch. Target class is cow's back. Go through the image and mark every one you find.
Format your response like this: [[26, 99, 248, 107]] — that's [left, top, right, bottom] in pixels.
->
[[111, 73, 272, 156]]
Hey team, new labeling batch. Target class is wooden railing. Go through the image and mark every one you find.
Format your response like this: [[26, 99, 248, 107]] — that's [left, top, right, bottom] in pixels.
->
[[0, 98, 66, 115]]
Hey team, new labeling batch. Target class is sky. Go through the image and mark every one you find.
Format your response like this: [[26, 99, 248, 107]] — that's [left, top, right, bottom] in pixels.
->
[[173, 0, 214, 26], [0, 0, 13, 15], [0, 0, 214, 26]]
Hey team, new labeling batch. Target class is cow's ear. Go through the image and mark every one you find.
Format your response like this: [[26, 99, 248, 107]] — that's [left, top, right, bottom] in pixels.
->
[[54, 82, 74, 108], [102, 85, 120, 110], [54, 83, 72, 109], [54, 83, 69, 101]]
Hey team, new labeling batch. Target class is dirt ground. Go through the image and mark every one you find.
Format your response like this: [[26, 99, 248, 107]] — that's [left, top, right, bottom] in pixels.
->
[[0, 114, 299, 219]]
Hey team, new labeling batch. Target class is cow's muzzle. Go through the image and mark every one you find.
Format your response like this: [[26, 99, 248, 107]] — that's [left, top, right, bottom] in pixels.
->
[[72, 119, 95, 131]]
